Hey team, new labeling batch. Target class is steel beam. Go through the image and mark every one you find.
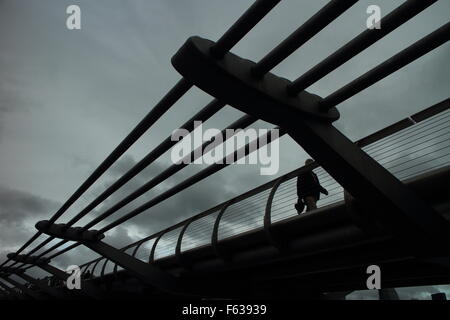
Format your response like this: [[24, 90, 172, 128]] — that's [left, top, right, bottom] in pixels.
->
[[287, 0, 439, 94], [252, 0, 358, 77], [321, 23, 450, 110], [210, 0, 281, 58], [112, 248, 128, 278]]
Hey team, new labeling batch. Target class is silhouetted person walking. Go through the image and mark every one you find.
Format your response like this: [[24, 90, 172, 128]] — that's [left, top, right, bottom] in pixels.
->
[[295, 159, 328, 213]]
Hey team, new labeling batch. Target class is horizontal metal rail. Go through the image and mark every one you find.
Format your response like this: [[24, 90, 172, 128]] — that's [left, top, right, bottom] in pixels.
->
[[287, 0, 439, 95], [252, 0, 358, 77], [321, 23, 450, 110], [210, 0, 282, 58]]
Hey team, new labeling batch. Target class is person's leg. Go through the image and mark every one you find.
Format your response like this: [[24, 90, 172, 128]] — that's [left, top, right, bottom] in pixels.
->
[[304, 196, 317, 211]]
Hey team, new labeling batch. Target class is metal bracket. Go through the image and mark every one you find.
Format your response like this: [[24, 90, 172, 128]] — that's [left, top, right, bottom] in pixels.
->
[[35, 220, 104, 242], [172, 36, 339, 124], [7, 253, 49, 265], [149, 232, 164, 263], [175, 217, 197, 270]]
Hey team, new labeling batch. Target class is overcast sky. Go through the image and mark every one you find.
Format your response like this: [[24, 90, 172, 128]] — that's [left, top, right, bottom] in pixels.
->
[[0, 0, 449, 298]]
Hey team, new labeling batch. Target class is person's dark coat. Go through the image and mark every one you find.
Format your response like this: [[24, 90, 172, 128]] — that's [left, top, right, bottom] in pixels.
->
[[296, 171, 327, 200]]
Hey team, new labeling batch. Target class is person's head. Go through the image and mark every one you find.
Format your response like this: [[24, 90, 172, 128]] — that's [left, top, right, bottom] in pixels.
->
[[305, 159, 314, 165]]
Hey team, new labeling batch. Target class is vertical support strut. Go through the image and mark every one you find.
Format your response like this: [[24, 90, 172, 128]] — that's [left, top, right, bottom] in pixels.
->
[[100, 259, 110, 278], [81, 262, 93, 277], [149, 232, 165, 263], [132, 241, 145, 258], [90, 259, 103, 278], [211, 200, 235, 261]]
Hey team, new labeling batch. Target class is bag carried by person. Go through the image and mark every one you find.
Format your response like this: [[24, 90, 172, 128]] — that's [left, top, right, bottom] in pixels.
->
[[295, 199, 305, 214]]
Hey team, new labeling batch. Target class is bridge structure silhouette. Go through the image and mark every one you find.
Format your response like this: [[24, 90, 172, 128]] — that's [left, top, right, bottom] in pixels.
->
[[1, 0, 449, 300]]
